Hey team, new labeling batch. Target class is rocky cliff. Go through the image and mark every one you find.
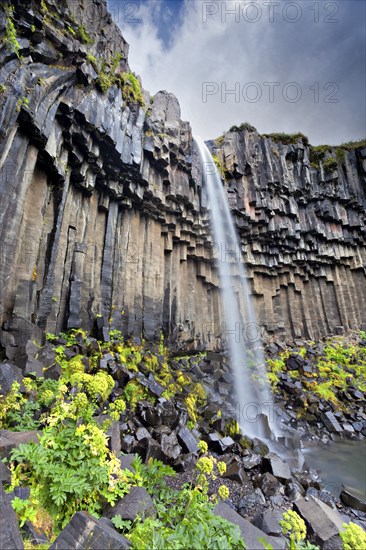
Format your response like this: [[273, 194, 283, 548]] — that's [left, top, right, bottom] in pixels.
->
[[211, 127, 366, 341], [0, 0, 365, 361], [0, 0, 220, 361]]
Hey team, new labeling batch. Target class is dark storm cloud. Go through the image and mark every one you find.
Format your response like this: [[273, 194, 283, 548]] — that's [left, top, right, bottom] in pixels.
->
[[110, 0, 366, 144]]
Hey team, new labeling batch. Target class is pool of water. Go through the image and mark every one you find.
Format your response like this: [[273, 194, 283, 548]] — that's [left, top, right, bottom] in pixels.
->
[[303, 439, 366, 499]]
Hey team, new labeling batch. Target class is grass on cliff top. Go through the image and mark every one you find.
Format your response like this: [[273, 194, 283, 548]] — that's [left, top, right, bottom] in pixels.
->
[[261, 132, 309, 146]]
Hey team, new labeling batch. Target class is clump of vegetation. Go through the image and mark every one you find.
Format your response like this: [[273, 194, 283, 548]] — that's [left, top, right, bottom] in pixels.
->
[[215, 135, 225, 146], [267, 334, 366, 416], [76, 25, 93, 45], [0, 84, 7, 94], [15, 96, 30, 112], [2, 5, 20, 58], [337, 139, 366, 150], [322, 157, 338, 173], [309, 144, 332, 169], [262, 132, 309, 146], [113, 447, 243, 549], [340, 522, 366, 550], [1, 329, 241, 547], [229, 122, 257, 133], [121, 71, 145, 106], [212, 153, 226, 181], [309, 139, 366, 171], [280, 510, 320, 549]]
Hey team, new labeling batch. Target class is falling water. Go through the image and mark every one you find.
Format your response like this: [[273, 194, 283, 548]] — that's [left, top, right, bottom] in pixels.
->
[[196, 137, 279, 440]]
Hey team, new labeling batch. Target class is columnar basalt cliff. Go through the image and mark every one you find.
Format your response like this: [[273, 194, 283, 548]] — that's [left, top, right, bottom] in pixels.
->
[[0, 0, 220, 360], [0, 0, 365, 361], [211, 128, 366, 341]]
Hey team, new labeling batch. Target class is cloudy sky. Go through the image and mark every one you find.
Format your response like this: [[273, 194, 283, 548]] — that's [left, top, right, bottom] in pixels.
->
[[108, 0, 366, 145]]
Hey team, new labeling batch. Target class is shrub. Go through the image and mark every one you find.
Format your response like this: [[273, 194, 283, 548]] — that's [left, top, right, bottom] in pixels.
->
[[262, 132, 309, 146], [229, 122, 257, 133], [9, 418, 129, 530], [322, 157, 338, 173], [121, 72, 145, 106], [340, 522, 366, 550], [280, 510, 307, 550], [2, 5, 20, 58], [77, 25, 93, 45], [119, 454, 243, 549]]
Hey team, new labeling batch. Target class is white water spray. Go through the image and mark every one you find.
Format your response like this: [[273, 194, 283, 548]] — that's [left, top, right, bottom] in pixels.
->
[[196, 137, 279, 440]]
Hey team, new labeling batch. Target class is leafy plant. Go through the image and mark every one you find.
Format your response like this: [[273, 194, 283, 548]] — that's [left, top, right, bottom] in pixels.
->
[[11, 497, 37, 527], [322, 157, 338, 173], [9, 409, 130, 530], [280, 510, 319, 550], [76, 25, 93, 45], [2, 5, 20, 58], [340, 522, 366, 550], [262, 132, 309, 146], [229, 122, 257, 133], [16, 97, 29, 112], [121, 72, 145, 106]]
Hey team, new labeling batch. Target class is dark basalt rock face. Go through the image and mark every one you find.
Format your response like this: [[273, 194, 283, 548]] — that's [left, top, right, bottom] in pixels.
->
[[0, 0, 365, 358], [0, 0, 219, 358], [211, 129, 366, 341]]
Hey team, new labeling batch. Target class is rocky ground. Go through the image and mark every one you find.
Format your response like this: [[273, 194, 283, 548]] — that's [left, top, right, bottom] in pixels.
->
[[0, 329, 365, 548]]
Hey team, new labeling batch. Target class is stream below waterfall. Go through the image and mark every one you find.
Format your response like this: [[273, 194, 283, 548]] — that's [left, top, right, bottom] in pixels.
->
[[304, 439, 366, 499]]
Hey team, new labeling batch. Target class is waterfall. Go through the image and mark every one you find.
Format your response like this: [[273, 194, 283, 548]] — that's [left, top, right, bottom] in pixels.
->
[[196, 137, 280, 441]]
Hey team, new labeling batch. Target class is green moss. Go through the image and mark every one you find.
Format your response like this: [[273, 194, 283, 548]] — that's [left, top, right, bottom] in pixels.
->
[[2, 5, 20, 58], [322, 157, 338, 173], [212, 153, 226, 181], [262, 132, 309, 146], [338, 139, 366, 150], [335, 147, 345, 163], [229, 122, 257, 133], [121, 72, 144, 106], [214, 135, 225, 146], [77, 25, 93, 45], [96, 72, 112, 94], [86, 53, 97, 65]]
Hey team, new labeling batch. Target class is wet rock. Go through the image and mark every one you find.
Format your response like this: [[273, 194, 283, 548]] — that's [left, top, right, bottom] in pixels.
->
[[252, 510, 283, 536], [218, 436, 235, 453], [120, 453, 136, 472], [107, 422, 121, 454], [120, 434, 136, 453], [243, 453, 262, 470], [223, 461, 248, 484], [0, 430, 40, 459], [137, 373, 165, 397], [161, 431, 182, 461], [50, 511, 130, 549], [177, 426, 198, 454], [22, 521, 49, 546], [340, 486, 366, 512], [322, 411, 342, 433], [0, 461, 11, 483], [145, 438, 163, 461], [215, 503, 285, 549], [238, 488, 266, 512], [263, 453, 291, 482], [255, 472, 284, 497], [294, 495, 345, 549], [104, 486, 154, 521], [135, 427, 150, 442], [0, 481, 24, 550], [285, 480, 305, 501], [0, 361, 23, 395]]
